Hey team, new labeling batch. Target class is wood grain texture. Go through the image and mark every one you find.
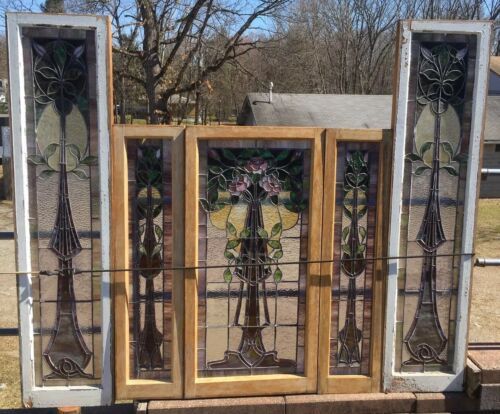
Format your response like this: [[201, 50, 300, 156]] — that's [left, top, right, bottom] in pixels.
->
[[112, 125, 184, 400], [318, 128, 389, 394], [184, 125, 323, 399]]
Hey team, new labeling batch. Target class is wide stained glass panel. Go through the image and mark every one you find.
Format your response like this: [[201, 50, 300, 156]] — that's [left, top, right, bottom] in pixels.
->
[[396, 34, 476, 373], [22, 28, 102, 385], [197, 141, 310, 377], [330, 143, 379, 375], [127, 139, 173, 380]]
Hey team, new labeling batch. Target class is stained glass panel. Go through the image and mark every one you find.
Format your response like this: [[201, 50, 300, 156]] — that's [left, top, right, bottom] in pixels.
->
[[127, 139, 173, 380], [395, 33, 476, 373], [197, 140, 310, 377], [330, 143, 379, 376], [22, 28, 102, 385]]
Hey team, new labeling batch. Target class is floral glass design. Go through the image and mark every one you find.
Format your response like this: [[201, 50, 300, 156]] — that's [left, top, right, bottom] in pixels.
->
[[23, 29, 102, 385], [330, 144, 379, 375], [198, 143, 310, 376], [128, 139, 173, 380], [396, 35, 476, 373]]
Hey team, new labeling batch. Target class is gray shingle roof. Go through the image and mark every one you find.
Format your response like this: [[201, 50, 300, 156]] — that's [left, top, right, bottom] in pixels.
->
[[239, 93, 500, 143]]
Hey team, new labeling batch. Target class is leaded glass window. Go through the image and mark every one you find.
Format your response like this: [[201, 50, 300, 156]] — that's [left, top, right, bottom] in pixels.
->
[[197, 141, 310, 377], [22, 27, 102, 385], [127, 139, 173, 380], [330, 143, 379, 375], [395, 34, 477, 373]]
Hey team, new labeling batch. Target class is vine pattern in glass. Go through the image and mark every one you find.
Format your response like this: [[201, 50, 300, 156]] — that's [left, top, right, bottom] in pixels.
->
[[338, 151, 369, 366], [27, 39, 97, 379], [200, 148, 307, 370], [403, 43, 467, 366], [134, 145, 164, 370]]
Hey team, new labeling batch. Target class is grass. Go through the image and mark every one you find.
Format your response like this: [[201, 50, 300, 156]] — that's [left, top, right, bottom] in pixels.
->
[[0, 337, 21, 409], [474, 198, 500, 256]]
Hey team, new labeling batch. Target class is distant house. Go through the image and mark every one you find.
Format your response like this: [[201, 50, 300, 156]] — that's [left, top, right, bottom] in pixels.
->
[[238, 91, 500, 198]]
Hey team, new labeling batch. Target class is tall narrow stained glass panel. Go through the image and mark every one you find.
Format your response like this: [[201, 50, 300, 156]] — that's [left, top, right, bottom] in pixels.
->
[[21, 27, 103, 386], [197, 140, 310, 377], [391, 30, 483, 378], [330, 143, 379, 376], [127, 139, 173, 380]]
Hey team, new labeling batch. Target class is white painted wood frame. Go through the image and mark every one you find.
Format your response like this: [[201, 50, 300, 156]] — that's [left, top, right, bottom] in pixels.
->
[[384, 20, 492, 392], [7, 13, 112, 407]]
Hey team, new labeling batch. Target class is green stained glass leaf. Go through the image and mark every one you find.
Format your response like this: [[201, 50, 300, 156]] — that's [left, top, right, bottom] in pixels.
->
[[44, 143, 59, 160], [154, 224, 163, 239], [342, 226, 350, 242], [226, 239, 240, 250], [414, 166, 430, 176], [270, 222, 282, 238], [268, 240, 282, 250], [67, 143, 81, 160], [39, 169, 56, 179], [223, 268, 233, 283], [357, 244, 366, 254], [226, 222, 237, 237], [441, 165, 458, 176], [224, 250, 235, 260], [257, 227, 268, 239], [222, 148, 237, 161], [200, 198, 211, 213], [54, 44, 67, 68], [359, 226, 367, 241], [342, 244, 351, 254], [72, 168, 89, 180], [218, 175, 227, 189], [441, 141, 455, 158], [275, 150, 290, 162], [80, 156, 98, 166], [239, 228, 251, 238], [28, 155, 46, 165], [406, 153, 422, 162], [273, 267, 283, 282], [419, 141, 433, 157], [273, 250, 283, 259]]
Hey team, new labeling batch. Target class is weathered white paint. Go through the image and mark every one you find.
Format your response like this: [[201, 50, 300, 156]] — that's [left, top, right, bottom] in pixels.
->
[[384, 20, 492, 392], [7, 13, 112, 407]]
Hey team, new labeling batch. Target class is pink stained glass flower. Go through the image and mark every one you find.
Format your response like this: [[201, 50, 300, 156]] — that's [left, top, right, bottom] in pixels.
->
[[245, 157, 268, 174], [260, 175, 281, 196], [228, 174, 251, 196]]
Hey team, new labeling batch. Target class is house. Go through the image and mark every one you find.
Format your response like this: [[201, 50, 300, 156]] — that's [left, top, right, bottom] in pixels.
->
[[238, 91, 500, 198]]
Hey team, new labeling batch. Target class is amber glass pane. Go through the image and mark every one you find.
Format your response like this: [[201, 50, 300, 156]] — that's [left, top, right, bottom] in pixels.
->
[[330, 143, 379, 375], [22, 28, 101, 385], [197, 140, 310, 377], [395, 33, 476, 373], [127, 139, 173, 380]]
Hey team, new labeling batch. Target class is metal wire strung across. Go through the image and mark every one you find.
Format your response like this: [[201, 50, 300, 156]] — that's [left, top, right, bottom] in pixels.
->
[[0, 252, 476, 276]]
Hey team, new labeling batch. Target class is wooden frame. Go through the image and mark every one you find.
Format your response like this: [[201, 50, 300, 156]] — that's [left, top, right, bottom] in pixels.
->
[[112, 125, 184, 400], [318, 128, 391, 394], [7, 13, 113, 407], [384, 20, 492, 392], [184, 126, 323, 398]]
